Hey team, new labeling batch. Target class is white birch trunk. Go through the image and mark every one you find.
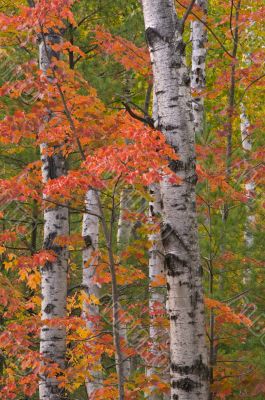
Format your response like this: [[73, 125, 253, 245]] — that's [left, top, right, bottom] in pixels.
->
[[142, 2, 209, 399], [117, 188, 133, 250], [191, 0, 207, 135], [82, 189, 103, 398], [117, 188, 132, 379], [147, 184, 169, 399], [39, 34, 69, 400], [240, 104, 255, 284]]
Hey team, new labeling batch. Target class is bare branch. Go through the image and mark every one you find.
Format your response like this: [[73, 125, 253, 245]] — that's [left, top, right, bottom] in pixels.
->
[[180, 0, 196, 32], [122, 102, 154, 128]]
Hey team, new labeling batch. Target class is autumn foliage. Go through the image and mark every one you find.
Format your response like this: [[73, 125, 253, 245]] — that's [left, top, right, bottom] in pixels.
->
[[0, 0, 264, 399]]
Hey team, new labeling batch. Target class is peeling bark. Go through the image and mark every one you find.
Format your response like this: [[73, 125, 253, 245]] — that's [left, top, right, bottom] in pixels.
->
[[142, 1, 209, 399]]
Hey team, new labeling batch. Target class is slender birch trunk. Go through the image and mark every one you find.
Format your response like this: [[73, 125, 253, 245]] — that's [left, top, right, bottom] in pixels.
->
[[147, 184, 169, 399], [240, 104, 255, 284], [191, 0, 207, 135], [191, 1, 211, 391], [117, 188, 133, 250], [82, 189, 103, 398], [39, 33, 69, 400], [117, 188, 132, 379], [142, 2, 209, 399]]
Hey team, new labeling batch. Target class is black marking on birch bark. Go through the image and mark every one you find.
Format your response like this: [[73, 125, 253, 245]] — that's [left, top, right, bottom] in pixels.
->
[[44, 303, 55, 314], [50, 336, 62, 341], [164, 124, 179, 131], [171, 357, 209, 379], [145, 27, 168, 47], [43, 232, 62, 255], [183, 72, 191, 86], [172, 377, 200, 392], [150, 204, 155, 217], [43, 232, 57, 250], [83, 234, 93, 248], [53, 224, 61, 229], [156, 90, 165, 95], [175, 39, 186, 54], [190, 290, 200, 308], [42, 261, 53, 272], [170, 314, 179, 321], [46, 156, 56, 180], [184, 173, 198, 185], [172, 203, 187, 211], [165, 254, 188, 277], [179, 280, 192, 288], [161, 223, 190, 254], [188, 311, 194, 319], [169, 159, 184, 173], [173, 396, 179, 400], [166, 283, 170, 291], [170, 59, 181, 69]]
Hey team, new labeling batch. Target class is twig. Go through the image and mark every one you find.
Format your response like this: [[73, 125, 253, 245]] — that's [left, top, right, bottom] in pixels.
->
[[180, 0, 196, 32]]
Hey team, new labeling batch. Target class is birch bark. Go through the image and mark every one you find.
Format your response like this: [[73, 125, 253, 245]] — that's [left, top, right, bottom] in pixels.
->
[[191, 0, 207, 135], [117, 188, 132, 379], [141, 1, 209, 399], [240, 104, 255, 284], [117, 188, 133, 250], [82, 189, 102, 398], [147, 184, 169, 399], [39, 33, 69, 400]]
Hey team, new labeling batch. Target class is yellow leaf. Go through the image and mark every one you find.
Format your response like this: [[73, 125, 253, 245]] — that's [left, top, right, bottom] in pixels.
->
[[0, 246, 6, 254], [90, 294, 100, 305], [4, 261, 13, 271], [76, 327, 89, 339], [27, 272, 41, 290]]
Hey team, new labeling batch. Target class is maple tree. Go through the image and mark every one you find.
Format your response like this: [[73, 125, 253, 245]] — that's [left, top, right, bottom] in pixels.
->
[[0, 0, 264, 400]]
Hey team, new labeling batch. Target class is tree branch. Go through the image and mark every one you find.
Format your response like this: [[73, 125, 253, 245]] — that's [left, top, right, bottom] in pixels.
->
[[122, 102, 154, 128], [180, 0, 196, 32], [236, 73, 265, 105]]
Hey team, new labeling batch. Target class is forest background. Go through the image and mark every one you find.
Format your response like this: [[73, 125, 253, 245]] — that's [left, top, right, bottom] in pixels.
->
[[0, 0, 264, 399]]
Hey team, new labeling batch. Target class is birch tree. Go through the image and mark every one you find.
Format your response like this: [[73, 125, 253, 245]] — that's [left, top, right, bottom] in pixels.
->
[[82, 189, 102, 398], [147, 183, 169, 399], [141, 1, 209, 399], [191, 0, 207, 135], [39, 32, 69, 400], [116, 188, 132, 380], [240, 104, 255, 284]]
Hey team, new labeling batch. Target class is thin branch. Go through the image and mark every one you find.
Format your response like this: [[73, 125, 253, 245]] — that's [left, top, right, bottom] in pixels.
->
[[180, 0, 196, 32], [236, 73, 265, 105], [122, 102, 154, 128], [73, 44, 98, 66], [144, 83, 153, 115]]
